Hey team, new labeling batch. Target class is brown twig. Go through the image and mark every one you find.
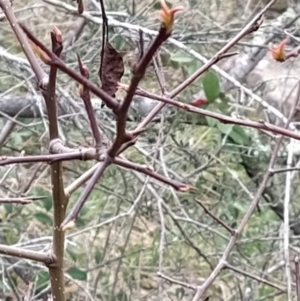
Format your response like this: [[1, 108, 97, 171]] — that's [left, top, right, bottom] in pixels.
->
[[19, 23, 119, 111], [77, 55, 103, 150], [107, 22, 176, 157], [126, 88, 300, 141], [42, 25, 68, 301], [224, 263, 286, 292], [191, 42, 292, 299], [157, 272, 196, 290], [46, 25, 63, 141], [0, 0, 47, 86], [131, 0, 273, 134], [270, 167, 300, 174], [194, 199, 234, 234], [0, 196, 46, 204], [61, 155, 112, 229], [0, 152, 190, 192], [0, 245, 54, 264], [58, 2, 183, 226], [114, 157, 192, 191]]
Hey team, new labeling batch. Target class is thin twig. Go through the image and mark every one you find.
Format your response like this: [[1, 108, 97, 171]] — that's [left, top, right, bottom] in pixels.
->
[[224, 263, 285, 292], [19, 24, 119, 111], [61, 155, 112, 229], [194, 199, 234, 234], [0, 245, 54, 264], [0, 196, 46, 204], [77, 55, 103, 149], [157, 272, 196, 290], [23, 282, 34, 301]]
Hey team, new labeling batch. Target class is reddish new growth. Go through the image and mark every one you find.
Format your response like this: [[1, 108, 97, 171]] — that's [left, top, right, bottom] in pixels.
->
[[269, 39, 287, 62], [159, 0, 184, 34], [51, 25, 62, 44]]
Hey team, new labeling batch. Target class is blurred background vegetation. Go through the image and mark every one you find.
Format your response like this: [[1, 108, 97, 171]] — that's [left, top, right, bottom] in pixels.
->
[[1, 0, 299, 300]]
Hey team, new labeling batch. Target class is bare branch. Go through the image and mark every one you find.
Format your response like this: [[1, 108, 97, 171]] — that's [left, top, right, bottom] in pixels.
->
[[194, 199, 234, 234], [157, 272, 196, 290], [0, 0, 48, 86], [19, 24, 119, 111], [224, 263, 286, 292], [61, 155, 112, 229], [0, 196, 46, 204], [0, 245, 54, 264]]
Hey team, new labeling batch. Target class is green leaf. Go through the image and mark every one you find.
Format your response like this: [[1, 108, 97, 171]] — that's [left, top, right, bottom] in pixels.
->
[[31, 187, 52, 211], [41, 195, 52, 211], [66, 248, 78, 262], [170, 51, 194, 64], [202, 71, 220, 102], [116, 290, 128, 301], [36, 270, 50, 290], [186, 60, 202, 76], [75, 216, 85, 228], [67, 267, 87, 281], [34, 212, 52, 225], [114, 35, 126, 51], [4, 203, 13, 214], [10, 132, 23, 146], [95, 248, 102, 264], [176, 287, 185, 300], [205, 116, 218, 128], [217, 123, 233, 135], [229, 126, 251, 146]]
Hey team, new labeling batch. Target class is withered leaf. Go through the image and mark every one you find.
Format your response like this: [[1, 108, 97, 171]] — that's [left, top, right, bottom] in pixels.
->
[[99, 43, 124, 98]]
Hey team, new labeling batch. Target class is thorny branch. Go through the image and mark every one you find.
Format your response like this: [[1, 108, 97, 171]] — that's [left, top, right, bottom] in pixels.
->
[[2, 0, 300, 299]]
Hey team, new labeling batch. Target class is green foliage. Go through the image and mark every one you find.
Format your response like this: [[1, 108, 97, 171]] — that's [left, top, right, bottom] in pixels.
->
[[66, 267, 87, 281], [35, 270, 50, 292], [34, 212, 53, 225], [114, 290, 128, 301], [176, 287, 185, 300], [95, 247, 102, 264], [170, 51, 194, 64], [66, 247, 78, 263], [202, 70, 220, 103]]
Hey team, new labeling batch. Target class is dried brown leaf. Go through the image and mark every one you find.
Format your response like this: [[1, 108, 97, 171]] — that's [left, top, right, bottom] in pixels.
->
[[99, 43, 124, 98]]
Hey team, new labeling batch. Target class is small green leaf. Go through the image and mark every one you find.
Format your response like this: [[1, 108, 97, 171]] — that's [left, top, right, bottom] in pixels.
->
[[116, 290, 128, 301], [170, 51, 194, 64], [186, 60, 202, 76], [31, 187, 52, 211], [95, 248, 102, 264], [10, 132, 23, 146], [36, 270, 50, 290], [4, 203, 13, 214], [75, 216, 85, 228], [202, 71, 220, 102], [217, 123, 233, 135], [176, 287, 185, 300], [41, 195, 52, 211], [205, 116, 218, 128], [229, 126, 251, 146], [67, 267, 87, 281], [34, 212, 52, 225], [66, 248, 78, 262]]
